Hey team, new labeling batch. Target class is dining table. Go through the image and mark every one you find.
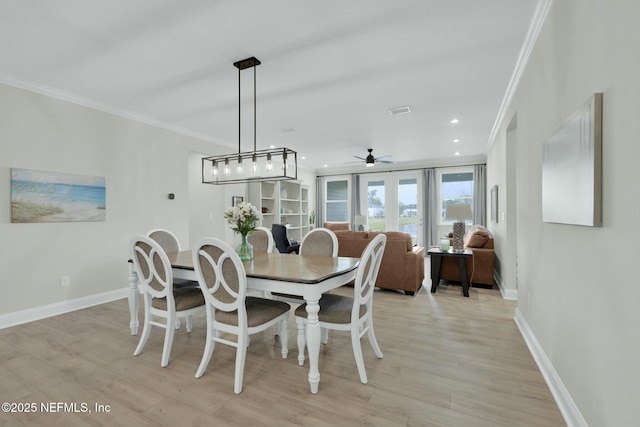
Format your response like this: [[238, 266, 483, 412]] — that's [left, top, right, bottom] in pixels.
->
[[127, 251, 360, 394]]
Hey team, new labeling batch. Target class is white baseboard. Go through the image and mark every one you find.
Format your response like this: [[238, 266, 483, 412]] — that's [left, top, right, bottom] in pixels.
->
[[514, 308, 587, 427], [494, 270, 518, 300], [0, 288, 129, 330]]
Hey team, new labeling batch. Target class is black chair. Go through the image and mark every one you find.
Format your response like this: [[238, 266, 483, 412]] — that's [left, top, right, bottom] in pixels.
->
[[271, 224, 300, 254]]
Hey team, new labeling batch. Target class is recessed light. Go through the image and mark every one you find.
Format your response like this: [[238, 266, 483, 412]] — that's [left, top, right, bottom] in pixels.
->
[[454, 151, 461, 156], [452, 138, 460, 143], [388, 106, 411, 115], [269, 145, 275, 149], [301, 156, 306, 160], [323, 164, 328, 168], [450, 118, 460, 124]]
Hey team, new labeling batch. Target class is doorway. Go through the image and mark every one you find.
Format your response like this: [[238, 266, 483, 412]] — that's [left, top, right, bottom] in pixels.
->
[[360, 172, 423, 245]]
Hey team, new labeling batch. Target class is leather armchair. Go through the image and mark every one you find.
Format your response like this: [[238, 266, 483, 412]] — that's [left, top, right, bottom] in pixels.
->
[[439, 226, 495, 287]]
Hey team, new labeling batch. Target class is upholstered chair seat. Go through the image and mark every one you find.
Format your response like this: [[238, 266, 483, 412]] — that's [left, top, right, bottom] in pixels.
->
[[151, 287, 205, 311]]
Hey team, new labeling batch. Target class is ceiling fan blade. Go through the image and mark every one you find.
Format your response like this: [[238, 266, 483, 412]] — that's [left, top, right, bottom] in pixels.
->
[[375, 155, 392, 160], [353, 156, 366, 160], [376, 159, 395, 164]]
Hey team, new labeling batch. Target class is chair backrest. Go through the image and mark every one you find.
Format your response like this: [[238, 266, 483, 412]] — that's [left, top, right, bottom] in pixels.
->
[[352, 234, 387, 319], [299, 227, 338, 257], [147, 228, 181, 253], [248, 227, 274, 253], [192, 237, 247, 322], [131, 235, 174, 302], [271, 224, 291, 253]]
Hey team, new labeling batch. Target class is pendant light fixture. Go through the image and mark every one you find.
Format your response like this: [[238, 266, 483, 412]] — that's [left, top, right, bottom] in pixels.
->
[[202, 57, 297, 185]]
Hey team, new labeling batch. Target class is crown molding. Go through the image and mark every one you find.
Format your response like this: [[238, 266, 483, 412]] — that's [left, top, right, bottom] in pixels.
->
[[0, 72, 228, 147], [487, 0, 554, 147]]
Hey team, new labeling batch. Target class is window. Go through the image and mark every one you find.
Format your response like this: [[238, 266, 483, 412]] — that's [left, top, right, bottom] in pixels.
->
[[325, 178, 350, 222], [438, 168, 474, 224]]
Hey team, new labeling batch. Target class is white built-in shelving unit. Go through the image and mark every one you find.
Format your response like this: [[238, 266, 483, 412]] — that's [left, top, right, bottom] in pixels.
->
[[248, 181, 310, 242]]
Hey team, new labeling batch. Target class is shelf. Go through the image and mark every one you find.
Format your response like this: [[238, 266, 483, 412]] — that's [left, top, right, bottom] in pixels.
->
[[249, 181, 310, 242]]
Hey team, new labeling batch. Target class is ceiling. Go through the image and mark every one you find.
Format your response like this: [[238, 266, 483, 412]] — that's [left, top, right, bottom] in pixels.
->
[[0, 0, 538, 174]]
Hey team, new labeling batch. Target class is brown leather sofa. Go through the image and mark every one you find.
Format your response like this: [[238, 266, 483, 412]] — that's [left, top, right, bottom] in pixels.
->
[[333, 230, 425, 295], [439, 226, 495, 287]]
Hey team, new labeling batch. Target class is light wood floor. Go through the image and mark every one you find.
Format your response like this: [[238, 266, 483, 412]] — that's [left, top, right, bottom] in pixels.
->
[[0, 281, 565, 426]]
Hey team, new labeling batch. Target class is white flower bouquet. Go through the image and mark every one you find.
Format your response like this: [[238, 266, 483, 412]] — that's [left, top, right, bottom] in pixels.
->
[[224, 202, 261, 236]]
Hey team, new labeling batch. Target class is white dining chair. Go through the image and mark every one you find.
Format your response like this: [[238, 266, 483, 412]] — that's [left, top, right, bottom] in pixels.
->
[[147, 228, 199, 329], [294, 233, 386, 384], [146, 228, 181, 253], [147, 228, 198, 286], [247, 226, 274, 253], [192, 237, 291, 394], [299, 227, 339, 257], [131, 235, 206, 367]]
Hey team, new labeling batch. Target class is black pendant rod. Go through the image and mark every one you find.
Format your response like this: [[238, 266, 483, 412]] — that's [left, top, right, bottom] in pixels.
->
[[253, 63, 257, 152], [238, 66, 241, 154], [233, 57, 261, 155]]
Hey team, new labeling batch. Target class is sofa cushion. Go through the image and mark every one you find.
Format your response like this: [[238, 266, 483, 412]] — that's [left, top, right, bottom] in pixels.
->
[[334, 230, 368, 239], [324, 222, 351, 231], [369, 231, 412, 251], [464, 227, 491, 248]]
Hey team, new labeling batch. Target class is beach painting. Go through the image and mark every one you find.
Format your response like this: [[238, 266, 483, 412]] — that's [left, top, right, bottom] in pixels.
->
[[11, 168, 106, 223]]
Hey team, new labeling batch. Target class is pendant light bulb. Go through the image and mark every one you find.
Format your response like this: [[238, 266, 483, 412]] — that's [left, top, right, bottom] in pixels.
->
[[224, 158, 230, 176], [212, 160, 218, 177], [252, 153, 258, 175], [236, 155, 243, 174], [266, 153, 273, 171]]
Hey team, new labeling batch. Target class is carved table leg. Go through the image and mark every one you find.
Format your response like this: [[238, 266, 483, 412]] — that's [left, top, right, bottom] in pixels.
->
[[305, 298, 321, 394]]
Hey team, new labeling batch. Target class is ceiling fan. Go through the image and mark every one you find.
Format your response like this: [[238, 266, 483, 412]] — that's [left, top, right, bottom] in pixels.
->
[[348, 148, 394, 167]]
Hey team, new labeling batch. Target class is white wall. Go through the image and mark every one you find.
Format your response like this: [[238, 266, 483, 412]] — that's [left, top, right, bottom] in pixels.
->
[[487, 1, 640, 425], [0, 81, 317, 322], [0, 82, 218, 317]]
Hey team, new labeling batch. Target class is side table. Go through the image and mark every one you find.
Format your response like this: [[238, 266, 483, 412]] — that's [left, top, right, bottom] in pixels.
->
[[427, 248, 473, 297]]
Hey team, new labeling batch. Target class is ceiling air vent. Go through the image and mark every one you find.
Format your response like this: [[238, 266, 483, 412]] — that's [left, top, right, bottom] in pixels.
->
[[388, 106, 411, 115]]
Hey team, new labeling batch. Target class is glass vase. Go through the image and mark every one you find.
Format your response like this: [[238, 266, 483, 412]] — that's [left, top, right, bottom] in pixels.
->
[[236, 233, 254, 261]]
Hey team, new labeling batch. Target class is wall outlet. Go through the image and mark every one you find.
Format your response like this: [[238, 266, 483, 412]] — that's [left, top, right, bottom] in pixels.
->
[[61, 276, 70, 287]]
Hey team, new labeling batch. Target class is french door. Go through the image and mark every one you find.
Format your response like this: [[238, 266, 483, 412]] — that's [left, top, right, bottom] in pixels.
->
[[359, 172, 423, 245]]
